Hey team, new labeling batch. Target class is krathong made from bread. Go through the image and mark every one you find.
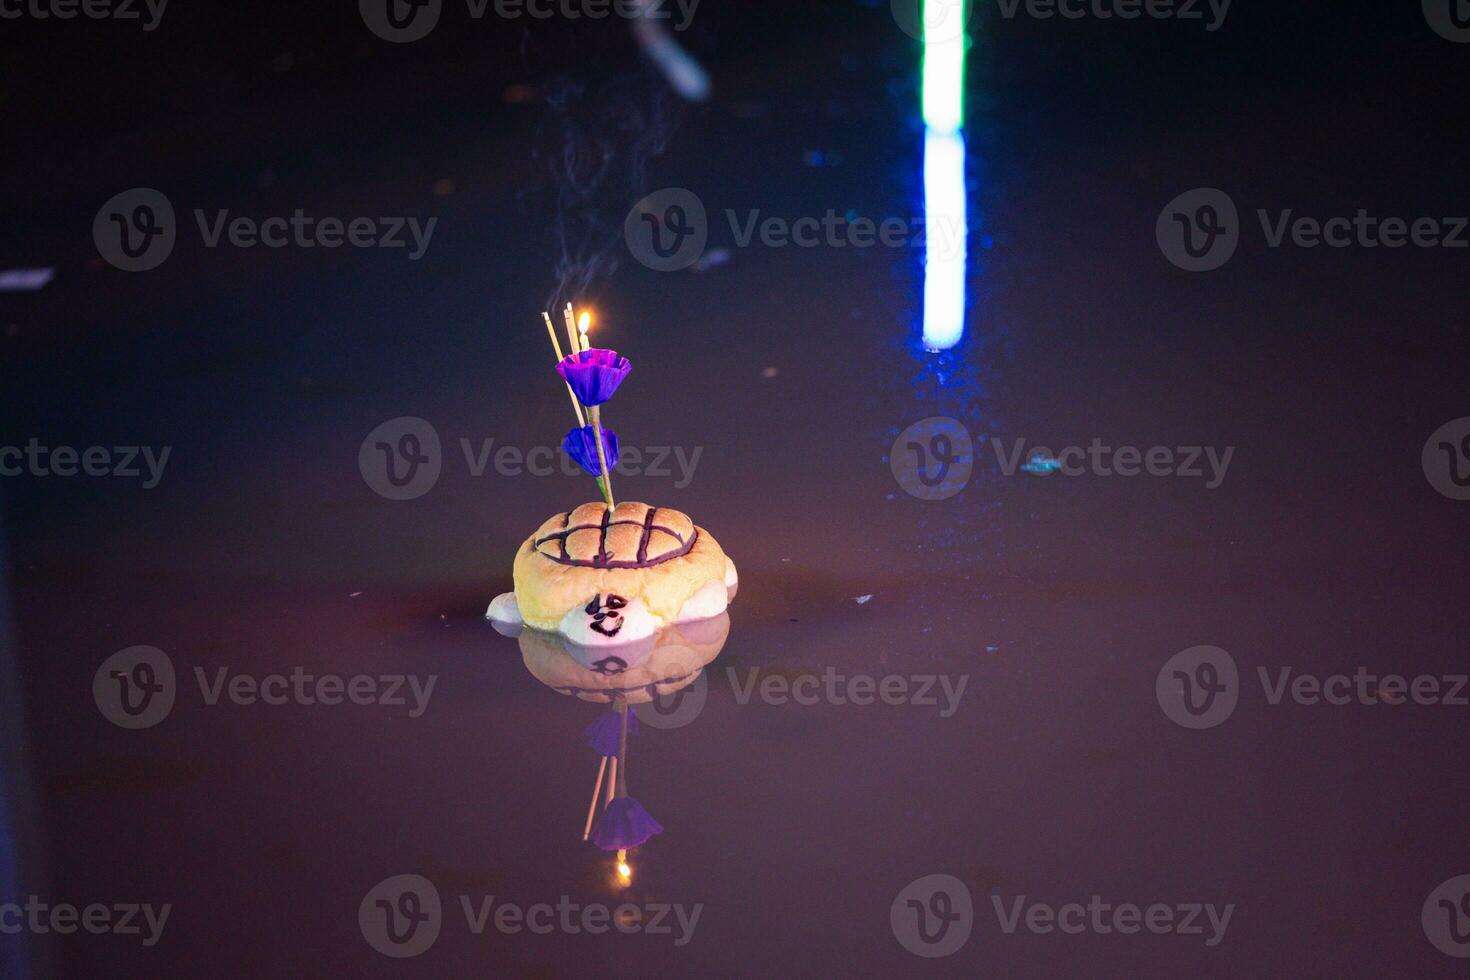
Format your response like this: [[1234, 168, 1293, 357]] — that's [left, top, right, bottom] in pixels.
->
[[486, 307, 737, 646]]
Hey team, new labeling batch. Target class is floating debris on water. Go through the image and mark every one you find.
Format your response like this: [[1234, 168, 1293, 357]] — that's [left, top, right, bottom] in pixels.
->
[[0, 268, 54, 292], [632, 1, 710, 102], [1022, 451, 1063, 475], [691, 247, 731, 272]]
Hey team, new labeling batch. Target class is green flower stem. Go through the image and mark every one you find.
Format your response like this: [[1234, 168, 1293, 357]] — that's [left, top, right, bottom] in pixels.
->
[[590, 405, 615, 509]]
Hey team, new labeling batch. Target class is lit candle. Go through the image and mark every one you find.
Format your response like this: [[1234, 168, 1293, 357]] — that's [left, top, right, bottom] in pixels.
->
[[572, 306, 615, 509]]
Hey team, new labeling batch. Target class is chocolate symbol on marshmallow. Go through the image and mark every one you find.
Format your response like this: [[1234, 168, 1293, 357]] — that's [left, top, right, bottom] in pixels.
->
[[586, 593, 629, 638]]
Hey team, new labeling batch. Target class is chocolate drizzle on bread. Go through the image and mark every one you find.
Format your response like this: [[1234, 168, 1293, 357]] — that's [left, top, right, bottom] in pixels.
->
[[532, 502, 698, 569]]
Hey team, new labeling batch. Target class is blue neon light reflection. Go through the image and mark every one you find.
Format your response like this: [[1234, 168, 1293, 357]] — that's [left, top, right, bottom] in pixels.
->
[[922, 128, 968, 351]]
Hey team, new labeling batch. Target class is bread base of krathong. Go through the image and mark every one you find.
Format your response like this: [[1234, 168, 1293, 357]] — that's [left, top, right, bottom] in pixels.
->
[[486, 501, 737, 646], [519, 612, 730, 703]]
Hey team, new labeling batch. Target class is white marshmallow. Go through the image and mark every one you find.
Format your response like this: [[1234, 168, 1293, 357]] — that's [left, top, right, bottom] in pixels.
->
[[677, 578, 729, 623], [485, 592, 524, 636], [558, 595, 659, 647]]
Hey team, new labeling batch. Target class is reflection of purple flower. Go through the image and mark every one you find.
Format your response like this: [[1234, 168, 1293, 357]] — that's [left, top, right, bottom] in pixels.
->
[[591, 796, 663, 851], [556, 349, 631, 407], [585, 708, 638, 757], [563, 425, 619, 478]]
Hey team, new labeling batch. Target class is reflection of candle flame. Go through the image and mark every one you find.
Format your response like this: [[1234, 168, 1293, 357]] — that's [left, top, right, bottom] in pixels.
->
[[616, 848, 631, 884]]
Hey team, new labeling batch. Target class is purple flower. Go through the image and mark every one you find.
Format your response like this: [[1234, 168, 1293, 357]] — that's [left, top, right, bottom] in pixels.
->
[[556, 349, 631, 407], [585, 708, 638, 757], [591, 796, 663, 851], [563, 425, 619, 478]]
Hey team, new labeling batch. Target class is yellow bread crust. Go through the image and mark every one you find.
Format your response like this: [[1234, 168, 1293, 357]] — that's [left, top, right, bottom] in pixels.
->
[[513, 504, 728, 630]]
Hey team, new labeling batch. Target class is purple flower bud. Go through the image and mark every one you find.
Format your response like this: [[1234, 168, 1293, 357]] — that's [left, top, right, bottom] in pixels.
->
[[585, 708, 638, 757], [563, 425, 619, 478]]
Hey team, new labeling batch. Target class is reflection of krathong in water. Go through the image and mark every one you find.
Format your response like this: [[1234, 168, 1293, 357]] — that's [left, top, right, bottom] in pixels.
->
[[487, 305, 737, 881], [514, 612, 731, 701], [501, 609, 731, 886]]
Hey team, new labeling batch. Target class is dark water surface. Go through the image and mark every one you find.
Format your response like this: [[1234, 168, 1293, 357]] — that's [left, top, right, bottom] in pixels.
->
[[2, 1, 1469, 975]]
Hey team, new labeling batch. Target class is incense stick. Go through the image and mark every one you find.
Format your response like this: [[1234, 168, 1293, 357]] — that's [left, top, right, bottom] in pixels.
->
[[582, 755, 608, 840], [563, 304, 581, 361], [542, 312, 586, 428], [606, 757, 618, 809]]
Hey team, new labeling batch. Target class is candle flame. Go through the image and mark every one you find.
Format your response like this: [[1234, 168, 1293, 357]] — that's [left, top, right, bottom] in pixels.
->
[[576, 311, 593, 353]]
